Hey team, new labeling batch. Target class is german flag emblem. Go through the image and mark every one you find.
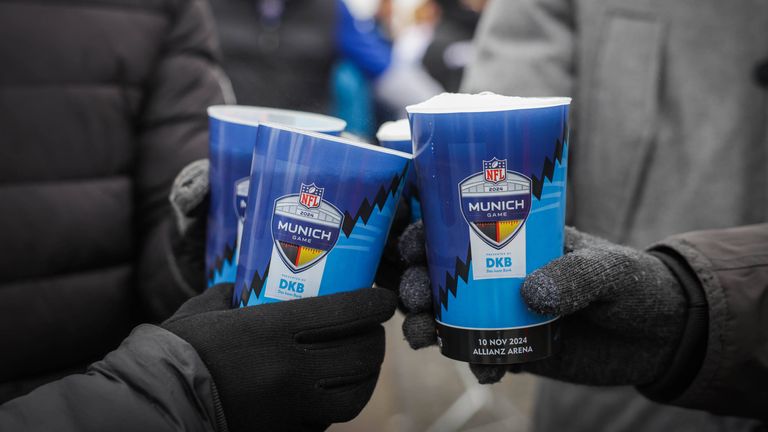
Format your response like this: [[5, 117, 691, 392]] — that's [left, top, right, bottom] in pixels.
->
[[278, 242, 326, 268]]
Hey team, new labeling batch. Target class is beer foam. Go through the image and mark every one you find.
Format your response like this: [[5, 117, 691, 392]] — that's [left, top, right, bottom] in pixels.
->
[[376, 119, 411, 142], [406, 92, 571, 114]]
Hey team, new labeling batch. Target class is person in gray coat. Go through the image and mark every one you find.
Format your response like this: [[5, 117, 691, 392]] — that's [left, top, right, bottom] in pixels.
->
[[397, 0, 768, 430]]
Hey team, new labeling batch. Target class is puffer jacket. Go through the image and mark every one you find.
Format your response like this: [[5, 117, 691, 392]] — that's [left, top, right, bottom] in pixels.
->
[[0, 0, 226, 402]]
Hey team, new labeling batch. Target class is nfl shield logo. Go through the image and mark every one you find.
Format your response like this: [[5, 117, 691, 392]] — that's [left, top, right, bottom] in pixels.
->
[[483, 158, 507, 184], [299, 183, 323, 209], [271, 184, 343, 273], [459, 161, 531, 249]]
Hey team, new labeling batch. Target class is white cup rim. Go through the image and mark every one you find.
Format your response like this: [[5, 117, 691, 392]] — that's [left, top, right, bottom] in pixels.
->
[[259, 122, 413, 160], [208, 105, 347, 133], [406, 93, 571, 114], [376, 119, 411, 142]]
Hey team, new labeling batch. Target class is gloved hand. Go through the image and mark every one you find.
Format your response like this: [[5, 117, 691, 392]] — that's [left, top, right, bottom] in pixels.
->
[[163, 284, 397, 431], [168, 159, 210, 292], [398, 224, 688, 386]]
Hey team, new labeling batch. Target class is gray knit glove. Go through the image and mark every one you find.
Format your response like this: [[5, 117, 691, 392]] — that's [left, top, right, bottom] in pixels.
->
[[169, 159, 210, 236], [399, 224, 687, 386], [167, 159, 210, 293]]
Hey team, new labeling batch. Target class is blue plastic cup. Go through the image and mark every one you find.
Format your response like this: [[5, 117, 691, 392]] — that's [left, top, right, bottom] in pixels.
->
[[376, 120, 421, 221], [206, 106, 346, 287], [233, 123, 412, 306], [406, 93, 571, 364]]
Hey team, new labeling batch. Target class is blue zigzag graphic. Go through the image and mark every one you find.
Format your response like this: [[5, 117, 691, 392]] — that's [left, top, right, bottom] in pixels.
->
[[238, 261, 269, 306], [435, 246, 471, 320], [341, 163, 409, 237]]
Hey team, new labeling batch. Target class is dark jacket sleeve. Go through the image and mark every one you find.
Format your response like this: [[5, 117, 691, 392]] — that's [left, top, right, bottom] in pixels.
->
[[0, 325, 226, 432], [136, 0, 230, 321], [650, 223, 768, 420]]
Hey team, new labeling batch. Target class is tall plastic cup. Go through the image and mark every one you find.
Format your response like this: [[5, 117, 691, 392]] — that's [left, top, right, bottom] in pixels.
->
[[206, 106, 346, 287], [233, 123, 412, 306], [376, 120, 421, 221], [406, 93, 571, 364]]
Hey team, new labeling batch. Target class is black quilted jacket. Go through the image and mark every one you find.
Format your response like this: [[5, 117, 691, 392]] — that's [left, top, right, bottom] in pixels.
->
[[0, 0, 225, 402]]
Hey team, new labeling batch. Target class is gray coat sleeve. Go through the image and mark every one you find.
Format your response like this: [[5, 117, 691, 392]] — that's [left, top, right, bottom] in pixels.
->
[[0, 325, 225, 432], [460, 0, 575, 97], [652, 223, 768, 420]]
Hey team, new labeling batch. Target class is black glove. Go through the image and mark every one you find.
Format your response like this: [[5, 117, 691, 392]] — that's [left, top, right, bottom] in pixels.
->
[[163, 284, 397, 432], [398, 224, 690, 386], [168, 159, 210, 292]]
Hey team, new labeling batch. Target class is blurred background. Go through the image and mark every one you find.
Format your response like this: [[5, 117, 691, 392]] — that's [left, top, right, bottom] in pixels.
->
[[210, 0, 484, 140], [329, 314, 538, 432]]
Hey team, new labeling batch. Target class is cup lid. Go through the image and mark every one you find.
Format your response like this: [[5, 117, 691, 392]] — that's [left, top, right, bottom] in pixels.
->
[[406, 92, 571, 114], [376, 119, 411, 142]]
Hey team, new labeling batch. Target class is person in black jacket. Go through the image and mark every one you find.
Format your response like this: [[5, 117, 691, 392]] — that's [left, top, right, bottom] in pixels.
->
[[0, 0, 227, 402], [0, 282, 397, 431], [0, 0, 396, 429]]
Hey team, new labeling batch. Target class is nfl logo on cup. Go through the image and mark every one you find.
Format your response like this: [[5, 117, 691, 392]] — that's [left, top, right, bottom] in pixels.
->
[[299, 183, 323, 209], [483, 158, 507, 183]]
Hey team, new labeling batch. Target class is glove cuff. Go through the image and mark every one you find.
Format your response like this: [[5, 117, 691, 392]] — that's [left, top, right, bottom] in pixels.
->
[[638, 247, 708, 402]]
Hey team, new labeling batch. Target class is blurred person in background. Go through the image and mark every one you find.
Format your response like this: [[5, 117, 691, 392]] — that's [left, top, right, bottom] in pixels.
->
[[210, 0, 443, 139], [422, 0, 486, 92], [395, 0, 768, 430], [371, 0, 444, 121], [334, 0, 442, 137], [333, 0, 395, 137], [0, 0, 226, 403], [209, 0, 337, 113]]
